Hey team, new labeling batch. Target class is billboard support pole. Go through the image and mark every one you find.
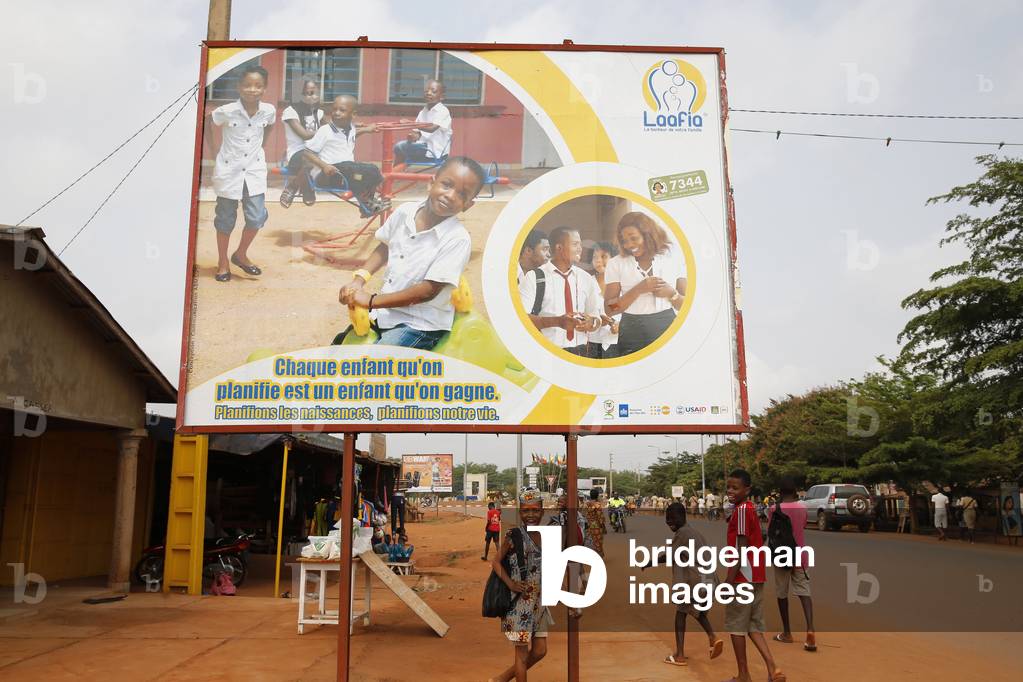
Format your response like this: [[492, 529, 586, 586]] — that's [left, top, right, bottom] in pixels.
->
[[565, 434, 579, 682], [337, 432, 357, 682], [207, 0, 231, 40], [464, 433, 469, 518]]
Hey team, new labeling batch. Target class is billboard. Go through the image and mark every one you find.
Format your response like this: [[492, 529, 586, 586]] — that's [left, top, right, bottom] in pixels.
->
[[401, 454, 453, 493], [177, 41, 746, 434]]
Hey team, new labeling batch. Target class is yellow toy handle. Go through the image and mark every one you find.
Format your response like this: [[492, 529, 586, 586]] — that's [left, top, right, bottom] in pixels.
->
[[451, 276, 473, 313], [349, 304, 370, 337]]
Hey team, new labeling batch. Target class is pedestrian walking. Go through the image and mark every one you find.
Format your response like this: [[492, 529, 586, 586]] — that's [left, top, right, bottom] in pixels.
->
[[489, 490, 552, 682], [767, 477, 816, 652], [638, 502, 724, 666], [931, 488, 950, 541], [723, 469, 786, 682]]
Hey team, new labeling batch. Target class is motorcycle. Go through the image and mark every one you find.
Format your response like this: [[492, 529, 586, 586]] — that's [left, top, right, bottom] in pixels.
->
[[610, 507, 627, 533], [134, 533, 253, 589]]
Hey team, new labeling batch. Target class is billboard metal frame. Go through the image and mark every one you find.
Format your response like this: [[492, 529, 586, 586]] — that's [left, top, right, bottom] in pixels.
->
[[176, 41, 748, 436]]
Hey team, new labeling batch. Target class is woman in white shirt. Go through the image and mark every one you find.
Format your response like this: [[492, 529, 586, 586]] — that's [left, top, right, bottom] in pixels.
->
[[279, 76, 323, 207], [603, 212, 686, 356], [587, 241, 620, 359]]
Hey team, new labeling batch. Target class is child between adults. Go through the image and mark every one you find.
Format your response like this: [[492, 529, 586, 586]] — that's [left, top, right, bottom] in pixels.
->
[[394, 79, 453, 164], [489, 491, 552, 682], [637, 502, 724, 667], [278, 76, 323, 207], [518, 226, 603, 357], [604, 212, 686, 356], [588, 241, 620, 359], [210, 64, 276, 282], [724, 469, 785, 682], [291, 95, 386, 218], [336, 157, 487, 350]]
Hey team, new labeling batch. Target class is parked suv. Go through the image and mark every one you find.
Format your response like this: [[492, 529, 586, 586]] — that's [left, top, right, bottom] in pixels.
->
[[803, 484, 873, 532]]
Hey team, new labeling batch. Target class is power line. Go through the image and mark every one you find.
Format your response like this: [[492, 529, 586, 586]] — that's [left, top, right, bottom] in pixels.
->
[[15, 83, 199, 228], [58, 91, 196, 257], [731, 108, 1023, 120], [730, 127, 1021, 147]]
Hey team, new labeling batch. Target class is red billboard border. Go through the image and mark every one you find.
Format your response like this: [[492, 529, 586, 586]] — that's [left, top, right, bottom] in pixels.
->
[[175, 40, 749, 436]]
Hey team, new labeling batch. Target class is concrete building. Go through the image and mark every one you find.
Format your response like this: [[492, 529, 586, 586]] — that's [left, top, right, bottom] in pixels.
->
[[0, 226, 176, 593]]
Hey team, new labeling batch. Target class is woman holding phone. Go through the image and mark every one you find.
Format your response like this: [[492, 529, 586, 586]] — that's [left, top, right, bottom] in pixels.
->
[[603, 212, 686, 356]]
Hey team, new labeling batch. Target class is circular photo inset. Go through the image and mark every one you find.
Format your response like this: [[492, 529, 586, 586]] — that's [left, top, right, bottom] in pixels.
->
[[512, 192, 692, 364]]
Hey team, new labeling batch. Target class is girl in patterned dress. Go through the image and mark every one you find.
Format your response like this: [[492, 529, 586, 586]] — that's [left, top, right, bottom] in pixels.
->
[[488, 491, 553, 682]]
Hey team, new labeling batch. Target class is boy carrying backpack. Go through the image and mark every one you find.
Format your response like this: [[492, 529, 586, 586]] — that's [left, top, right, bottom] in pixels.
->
[[766, 477, 816, 652]]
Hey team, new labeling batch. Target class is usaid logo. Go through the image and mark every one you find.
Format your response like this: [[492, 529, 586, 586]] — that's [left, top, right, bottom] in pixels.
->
[[642, 59, 707, 131]]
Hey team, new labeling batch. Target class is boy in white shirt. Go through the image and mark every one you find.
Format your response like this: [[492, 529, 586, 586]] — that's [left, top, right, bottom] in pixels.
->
[[518, 226, 602, 357], [294, 95, 385, 218], [337, 157, 487, 350], [394, 79, 453, 164], [210, 64, 276, 282], [517, 228, 550, 285]]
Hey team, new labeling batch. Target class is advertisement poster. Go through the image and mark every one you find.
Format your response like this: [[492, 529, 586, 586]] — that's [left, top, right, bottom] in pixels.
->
[[177, 43, 745, 433], [401, 454, 453, 493], [1000, 483, 1022, 537]]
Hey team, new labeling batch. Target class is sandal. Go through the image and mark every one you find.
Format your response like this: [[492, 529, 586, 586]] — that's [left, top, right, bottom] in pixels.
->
[[279, 187, 296, 208], [769, 670, 787, 682], [804, 632, 817, 652], [710, 638, 724, 659], [301, 184, 316, 206], [231, 254, 262, 276], [214, 271, 231, 282], [773, 633, 793, 643], [663, 655, 687, 667]]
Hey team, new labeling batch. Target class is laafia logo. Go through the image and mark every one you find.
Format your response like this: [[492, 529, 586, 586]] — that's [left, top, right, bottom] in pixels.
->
[[642, 59, 707, 131]]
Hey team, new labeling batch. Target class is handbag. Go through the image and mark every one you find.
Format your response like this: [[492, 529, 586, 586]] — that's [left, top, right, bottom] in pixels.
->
[[482, 527, 526, 618]]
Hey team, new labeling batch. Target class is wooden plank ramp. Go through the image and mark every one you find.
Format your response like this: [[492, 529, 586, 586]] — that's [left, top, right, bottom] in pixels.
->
[[358, 550, 449, 637]]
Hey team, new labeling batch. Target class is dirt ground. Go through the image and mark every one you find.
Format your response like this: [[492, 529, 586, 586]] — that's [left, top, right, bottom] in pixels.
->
[[2, 512, 1022, 681], [186, 192, 508, 389]]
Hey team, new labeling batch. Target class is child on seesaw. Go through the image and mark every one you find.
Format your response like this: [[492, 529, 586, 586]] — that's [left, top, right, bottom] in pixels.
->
[[335, 156, 487, 350]]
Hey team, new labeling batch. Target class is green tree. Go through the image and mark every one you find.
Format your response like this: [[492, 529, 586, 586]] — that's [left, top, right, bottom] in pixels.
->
[[897, 155, 1023, 484]]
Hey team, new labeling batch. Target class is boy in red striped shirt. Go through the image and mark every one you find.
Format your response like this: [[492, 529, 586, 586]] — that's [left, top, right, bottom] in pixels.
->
[[724, 469, 785, 682]]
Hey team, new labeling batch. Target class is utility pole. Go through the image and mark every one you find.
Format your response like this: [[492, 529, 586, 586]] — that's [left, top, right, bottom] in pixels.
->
[[700, 434, 707, 499], [608, 452, 614, 495], [516, 434, 523, 495], [207, 0, 231, 40], [463, 433, 469, 518]]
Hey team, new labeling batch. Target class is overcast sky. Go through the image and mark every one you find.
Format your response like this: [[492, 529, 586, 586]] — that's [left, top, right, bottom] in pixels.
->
[[4, 1, 1021, 474]]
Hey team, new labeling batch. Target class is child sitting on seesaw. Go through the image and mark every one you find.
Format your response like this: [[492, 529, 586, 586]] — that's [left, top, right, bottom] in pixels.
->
[[393, 78, 453, 164], [335, 156, 487, 350], [283, 95, 386, 218]]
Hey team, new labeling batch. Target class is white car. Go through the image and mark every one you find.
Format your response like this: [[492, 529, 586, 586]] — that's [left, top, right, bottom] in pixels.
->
[[803, 484, 873, 532]]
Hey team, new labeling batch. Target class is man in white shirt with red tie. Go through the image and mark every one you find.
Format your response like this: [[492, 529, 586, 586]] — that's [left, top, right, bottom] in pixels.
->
[[518, 226, 602, 356]]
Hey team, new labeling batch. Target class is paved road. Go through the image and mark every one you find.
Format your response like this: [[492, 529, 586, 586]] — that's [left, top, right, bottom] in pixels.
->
[[440, 505, 1021, 632], [590, 513, 1022, 633]]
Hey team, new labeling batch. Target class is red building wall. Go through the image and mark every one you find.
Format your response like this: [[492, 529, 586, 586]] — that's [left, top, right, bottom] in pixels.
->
[[201, 49, 525, 169]]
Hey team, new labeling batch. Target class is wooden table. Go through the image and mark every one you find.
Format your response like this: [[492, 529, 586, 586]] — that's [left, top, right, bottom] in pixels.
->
[[296, 556, 371, 635]]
